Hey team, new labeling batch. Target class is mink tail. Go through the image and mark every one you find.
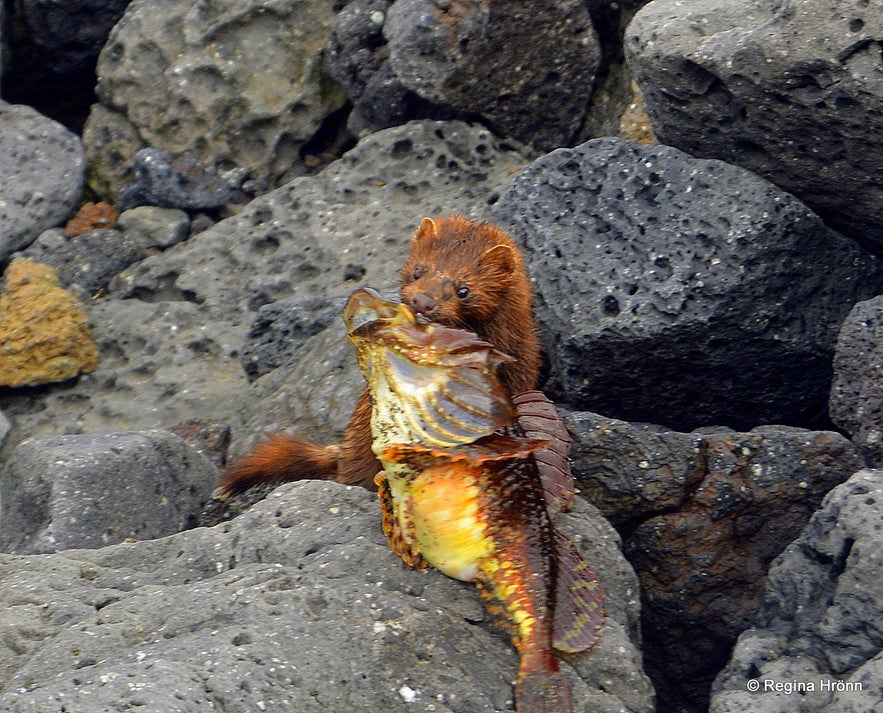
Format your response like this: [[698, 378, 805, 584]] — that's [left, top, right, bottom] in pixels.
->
[[215, 388, 381, 499], [215, 433, 340, 499]]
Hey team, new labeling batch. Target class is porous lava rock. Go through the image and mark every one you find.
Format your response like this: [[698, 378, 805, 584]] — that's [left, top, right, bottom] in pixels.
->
[[492, 137, 883, 432], [625, 0, 883, 250]]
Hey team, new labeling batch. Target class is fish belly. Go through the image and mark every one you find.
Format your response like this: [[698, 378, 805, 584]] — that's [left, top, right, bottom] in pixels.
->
[[404, 462, 495, 582]]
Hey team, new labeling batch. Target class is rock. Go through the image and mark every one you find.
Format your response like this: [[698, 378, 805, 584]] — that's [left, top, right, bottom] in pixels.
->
[[16, 0, 132, 74], [626, 425, 864, 712], [0, 429, 217, 554], [0, 481, 654, 712], [116, 147, 235, 211], [0, 121, 528, 469], [326, 0, 456, 137], [492, 137, 883, 432], [384, 0, 600, 152], [0, 259, 98, 388], [829, 296, 883, 468], [86, 0, 346, 202], [625, 0, 883, 251], [563, 410, 705, 530], [0, 410, 10, 450], [166, 419, 232, 470], [0, 102, 85, 260], [116, 205, 190, 250], [80, 103, 144, 201], [239, 295, 348, 381], [17, 228, 145, 294], [565, 411, 866, 712], [711, 469, 883, 713]]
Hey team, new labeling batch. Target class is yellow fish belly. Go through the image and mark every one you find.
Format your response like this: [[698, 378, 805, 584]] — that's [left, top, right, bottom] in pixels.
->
[[402, 462, 494, 582]]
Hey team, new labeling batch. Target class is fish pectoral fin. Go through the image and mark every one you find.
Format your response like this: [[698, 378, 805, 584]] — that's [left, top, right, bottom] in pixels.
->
[[552, 531, 605, 653]]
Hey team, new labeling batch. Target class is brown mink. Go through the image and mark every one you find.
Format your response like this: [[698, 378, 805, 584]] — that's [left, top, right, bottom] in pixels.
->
[[216, 215, 541, 497]]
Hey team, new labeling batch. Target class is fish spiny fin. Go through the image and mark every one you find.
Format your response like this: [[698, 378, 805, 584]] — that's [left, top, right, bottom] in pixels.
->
[[512, 391, 577, 517], [552, 530, 604, 653]]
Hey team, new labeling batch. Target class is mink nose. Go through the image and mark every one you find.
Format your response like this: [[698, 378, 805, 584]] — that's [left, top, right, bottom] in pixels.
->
[[411, 293, 437, 315]]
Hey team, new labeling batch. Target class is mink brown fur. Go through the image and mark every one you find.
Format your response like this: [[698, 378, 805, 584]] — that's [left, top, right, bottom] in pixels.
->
[[216, 216, 540, 497]]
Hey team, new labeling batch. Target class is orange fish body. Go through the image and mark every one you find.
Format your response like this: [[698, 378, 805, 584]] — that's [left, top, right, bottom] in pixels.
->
[[343, 288, 604, 713]]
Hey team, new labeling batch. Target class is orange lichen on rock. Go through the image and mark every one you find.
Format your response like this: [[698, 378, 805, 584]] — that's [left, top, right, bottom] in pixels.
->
[[0, 259, 99, 387], [64, 201, 119, 238]]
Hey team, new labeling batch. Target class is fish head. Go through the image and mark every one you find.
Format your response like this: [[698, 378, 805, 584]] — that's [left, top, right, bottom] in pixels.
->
[[343, 288, 515, 450]]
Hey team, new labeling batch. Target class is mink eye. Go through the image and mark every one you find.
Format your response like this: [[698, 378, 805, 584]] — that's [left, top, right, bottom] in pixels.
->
[[412, 267, 423, 280], [456, 286, 470, 299]]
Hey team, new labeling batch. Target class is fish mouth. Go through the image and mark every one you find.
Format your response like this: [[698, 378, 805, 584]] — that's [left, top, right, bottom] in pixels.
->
[[343, 288, 415, 337]]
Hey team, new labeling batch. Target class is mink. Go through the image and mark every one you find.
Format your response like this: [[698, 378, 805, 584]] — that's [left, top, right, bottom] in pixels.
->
[[217, 215, 540, 497]]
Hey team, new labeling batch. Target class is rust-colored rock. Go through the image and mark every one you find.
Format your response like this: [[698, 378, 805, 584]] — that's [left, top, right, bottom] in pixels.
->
[[566, 412, 866, 713], [0, 259, 99, 387], [63, 201, 119, 238]]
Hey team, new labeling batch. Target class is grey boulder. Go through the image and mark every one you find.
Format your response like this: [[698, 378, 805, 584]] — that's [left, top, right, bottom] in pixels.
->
[[0, 430, 217, 554], [711, 468, 883, 713], [830, 295, 883, 468], [85, 0, 346, 201], [625, 0, 883, 250], [0, 102, 85, 261], [0, 481, 654, 712], [492, 137, 883, 431]]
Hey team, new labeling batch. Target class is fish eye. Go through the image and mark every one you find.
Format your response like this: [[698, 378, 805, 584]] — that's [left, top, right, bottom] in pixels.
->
[[456, 286, 470, 299]]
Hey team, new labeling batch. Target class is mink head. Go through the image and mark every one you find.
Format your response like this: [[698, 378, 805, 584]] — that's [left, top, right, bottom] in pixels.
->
[[399, 216, 520, 329]]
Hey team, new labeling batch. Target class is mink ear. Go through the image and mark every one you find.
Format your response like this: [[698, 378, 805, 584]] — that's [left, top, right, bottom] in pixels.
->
[[412, 217, 438, 248], [480, 244, 516, 279]]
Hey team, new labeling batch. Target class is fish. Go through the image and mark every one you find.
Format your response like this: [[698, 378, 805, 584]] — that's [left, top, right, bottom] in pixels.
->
[[343, 287, 604, 713]]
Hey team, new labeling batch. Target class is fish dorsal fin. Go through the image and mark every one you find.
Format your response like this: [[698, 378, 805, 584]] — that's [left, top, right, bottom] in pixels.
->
[[552, 530, 605, 653], [512, 391, 577, 517]]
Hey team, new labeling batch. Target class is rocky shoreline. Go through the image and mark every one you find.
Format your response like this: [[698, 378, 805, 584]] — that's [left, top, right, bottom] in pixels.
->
[[2, 1, 882, 712]]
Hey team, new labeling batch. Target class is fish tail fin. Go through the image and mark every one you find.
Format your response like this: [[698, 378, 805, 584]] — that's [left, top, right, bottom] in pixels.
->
[[215, 433, 339, 499], [515, 668, 573, 713], [552, 531, 605, 653]]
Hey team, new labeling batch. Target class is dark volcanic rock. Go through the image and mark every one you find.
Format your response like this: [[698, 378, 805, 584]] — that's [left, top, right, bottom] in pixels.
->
[[17, 227, 145, 294], [565, 411, 866, 713], [0, 481, 654, 713], [0, 430, 217, 554], [563, 410, 705, 529], [711, 469, 883, 713], [116, 147, 236, 211], [326, 0, 456, 136], [384, 0, 601, 152], [830, 296, 883, 468], [493, 137, 883, 432], [240, 295, 348, 381], [625, 0, 883, 251]]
